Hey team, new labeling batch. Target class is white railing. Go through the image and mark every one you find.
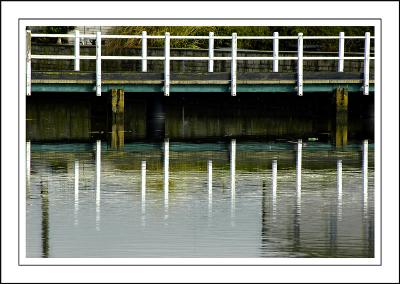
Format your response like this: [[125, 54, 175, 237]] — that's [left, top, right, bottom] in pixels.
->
[[26, 31, 374, 97]]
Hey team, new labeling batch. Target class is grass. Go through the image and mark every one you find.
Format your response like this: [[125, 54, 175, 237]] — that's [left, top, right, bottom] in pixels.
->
[[106, 26, 374, 52]]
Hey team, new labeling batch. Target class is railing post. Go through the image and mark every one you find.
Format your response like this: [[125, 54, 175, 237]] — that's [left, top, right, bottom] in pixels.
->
[[74, 29, 80, 71], [363, 32, 370, 95], [208, 32, 214, 72], [297, 33, 303, 96], [96, 31, 102, 96], [338, 32, 345, 72], [273, 32, 279, 72], [142, 31, 147, 72], [231, 33, 237, 96], [164, 32, 170, 96], [26, 30, 31, 96]]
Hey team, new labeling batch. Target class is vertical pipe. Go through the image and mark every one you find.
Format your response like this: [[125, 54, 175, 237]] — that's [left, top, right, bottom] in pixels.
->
[[142, 31, 147, 72], [26, 30, 31, 96], [74, 29, 80, 71], [164, 32, 170, 96], [337, 160, 343, 221], [164, 138, 169, 219], [272, 159, 278, 220], [297, 33, 303, 96], [338, 32, 345, 72], [74, 160, 79, 226], [363, 32, 370, 95], [273, 32, 279, 72], [96, 31, 102, 96], [26, 141, 31, 185], [96, 140, 101, 230], [208, 32, 214, 72], [231, 33, 237, 96], [208, 160, 213, 217]]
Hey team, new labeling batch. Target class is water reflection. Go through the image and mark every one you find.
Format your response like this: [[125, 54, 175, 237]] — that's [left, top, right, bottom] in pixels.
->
[[337, 160, 343, 221], [294, 140, 302, 252], [40, 177, 49, 258], [230, 139, 236, 226], [163, 139, 169, 222], [208, 160, 213, 219], [74, 160, 79, 226], [141, 160, 146, 226], [272, 159, 277, 221], [96, 140, 101, 231], [363, 139, 369, 216], [26, 140, 374, 258], [26, 141, 31, 188]]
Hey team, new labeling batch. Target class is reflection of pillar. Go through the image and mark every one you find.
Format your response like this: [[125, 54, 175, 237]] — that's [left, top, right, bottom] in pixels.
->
[[296, 139, 302, 197], [111, 89, 124, 149], [74, 160, 79, 226], [141, 160, 146, 226], [261, 179, 268, 255], [337, 160, 343, 221], [26, 141, 31, 187], [208, 160, 212, 218], [164, 139, 169, 220], [334, 88, 348, 147], [40, 177, 49, 258], [96, 140, 101, 231], [272, 160, 277, 221], [146, 96, 165, 140], [230, 139, 236, 225], [361, 140, 372, 257], [362, 140, 368, 205], [294, 140, 302, 251]]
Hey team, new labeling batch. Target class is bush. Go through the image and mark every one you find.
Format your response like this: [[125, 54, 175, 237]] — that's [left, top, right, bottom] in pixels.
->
[[106, 26, 374, 53]]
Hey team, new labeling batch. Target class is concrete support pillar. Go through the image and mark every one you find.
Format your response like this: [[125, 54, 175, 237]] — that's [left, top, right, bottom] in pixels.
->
[[333, 88, 348, 147], [110, 89, 124, 149]]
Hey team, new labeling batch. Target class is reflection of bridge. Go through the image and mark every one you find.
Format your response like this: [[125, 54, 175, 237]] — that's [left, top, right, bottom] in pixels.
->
[[27, 139, 372, 258]]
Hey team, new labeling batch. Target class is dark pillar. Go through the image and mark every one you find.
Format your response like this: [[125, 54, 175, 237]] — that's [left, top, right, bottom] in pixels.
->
[[333, 88, 348, 147], [110, 89, 124, 149]]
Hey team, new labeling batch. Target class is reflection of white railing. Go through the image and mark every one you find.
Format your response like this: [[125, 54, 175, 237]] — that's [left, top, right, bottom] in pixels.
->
[[337, 160, 343, 221], [362, 140, 369, 218], [74, 160, 79, 226], [27, 31, 375, 96], [163, 139, 169, 221], [272, 159, 278, 221], [26, 141, 31, 186], [230, 139, 236, 225], [96, 140, 101, 231], [141, 160, 146, 226], [208, 160, 213, 218]]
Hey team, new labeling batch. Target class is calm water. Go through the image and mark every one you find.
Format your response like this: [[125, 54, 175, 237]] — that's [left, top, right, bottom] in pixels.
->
[[26, 93, 374, 258], [26, 140, 374, 258]]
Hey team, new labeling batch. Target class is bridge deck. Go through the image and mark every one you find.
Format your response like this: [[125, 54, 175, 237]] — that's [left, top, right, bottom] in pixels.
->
[[31, 71, 374, 93]]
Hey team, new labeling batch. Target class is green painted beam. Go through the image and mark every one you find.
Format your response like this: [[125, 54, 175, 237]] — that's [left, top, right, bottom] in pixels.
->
[[31, 83, 374, 94]]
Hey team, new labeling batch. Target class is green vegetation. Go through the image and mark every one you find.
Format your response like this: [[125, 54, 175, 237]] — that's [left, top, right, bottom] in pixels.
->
[[106, 26, 374, 52], [31, 26, 75, 44]]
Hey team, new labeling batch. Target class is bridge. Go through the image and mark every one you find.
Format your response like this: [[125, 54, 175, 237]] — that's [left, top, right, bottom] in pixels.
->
[[26, 30, 375, 97]]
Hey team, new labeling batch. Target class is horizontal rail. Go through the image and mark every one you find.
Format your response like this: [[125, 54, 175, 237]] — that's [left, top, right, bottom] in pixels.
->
[[31, 33, 375, 40], [27, 30, 375, 97], [31, 55, 375, 61]]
